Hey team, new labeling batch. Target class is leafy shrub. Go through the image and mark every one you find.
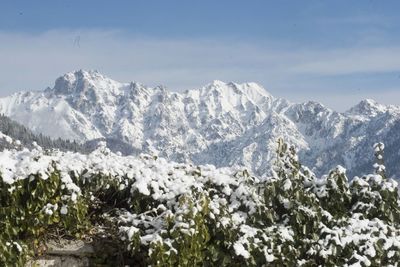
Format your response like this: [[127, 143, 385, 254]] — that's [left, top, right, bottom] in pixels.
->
[[0, 139, 399, 266], [0, 167, 88, 266]]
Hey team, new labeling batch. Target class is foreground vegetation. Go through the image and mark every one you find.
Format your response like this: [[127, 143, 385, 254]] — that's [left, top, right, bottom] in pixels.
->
[[0, 138, 399, 266]]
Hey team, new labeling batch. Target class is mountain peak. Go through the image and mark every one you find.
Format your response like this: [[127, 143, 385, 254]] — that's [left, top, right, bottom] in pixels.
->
[[346, 99, 386, 117], [52, 70, 122, 96], [359, 98, 378, 106], [62, 69, 103, 82], [203, 80, 272, 100], [210, 80, 227, 87]]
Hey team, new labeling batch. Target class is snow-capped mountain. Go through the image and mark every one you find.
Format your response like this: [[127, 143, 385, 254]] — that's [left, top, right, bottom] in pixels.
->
[[1, 70, 400, 178]]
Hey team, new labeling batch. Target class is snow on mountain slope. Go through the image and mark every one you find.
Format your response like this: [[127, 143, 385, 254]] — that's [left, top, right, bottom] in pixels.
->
[[1, 70, 400, 178]]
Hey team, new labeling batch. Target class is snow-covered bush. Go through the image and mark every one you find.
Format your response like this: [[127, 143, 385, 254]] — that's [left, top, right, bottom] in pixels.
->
[[0, 138, 399, 266], [0, 156, 88, 266]]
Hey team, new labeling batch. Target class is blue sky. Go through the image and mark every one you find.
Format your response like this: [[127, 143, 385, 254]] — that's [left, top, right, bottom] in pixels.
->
[[0, 0, 400, 111]]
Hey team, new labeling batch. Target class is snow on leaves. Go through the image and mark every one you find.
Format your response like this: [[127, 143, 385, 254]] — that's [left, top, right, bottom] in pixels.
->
[[0, 137, 399, 266]]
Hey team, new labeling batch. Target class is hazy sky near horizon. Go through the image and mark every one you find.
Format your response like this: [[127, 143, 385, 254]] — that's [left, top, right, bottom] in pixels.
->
[[1, 0, 400, 111]]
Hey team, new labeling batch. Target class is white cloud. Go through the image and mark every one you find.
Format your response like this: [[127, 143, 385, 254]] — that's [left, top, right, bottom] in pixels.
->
[[0, 29, 399, 111], [289, 47, 400, 75]]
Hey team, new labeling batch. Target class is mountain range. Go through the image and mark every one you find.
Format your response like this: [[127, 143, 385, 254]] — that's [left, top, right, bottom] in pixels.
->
[[1, 70, 399, 178]]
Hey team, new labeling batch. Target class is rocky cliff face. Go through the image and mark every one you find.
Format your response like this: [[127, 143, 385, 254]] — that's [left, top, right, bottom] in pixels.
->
[[1, 70, 400, 178]]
